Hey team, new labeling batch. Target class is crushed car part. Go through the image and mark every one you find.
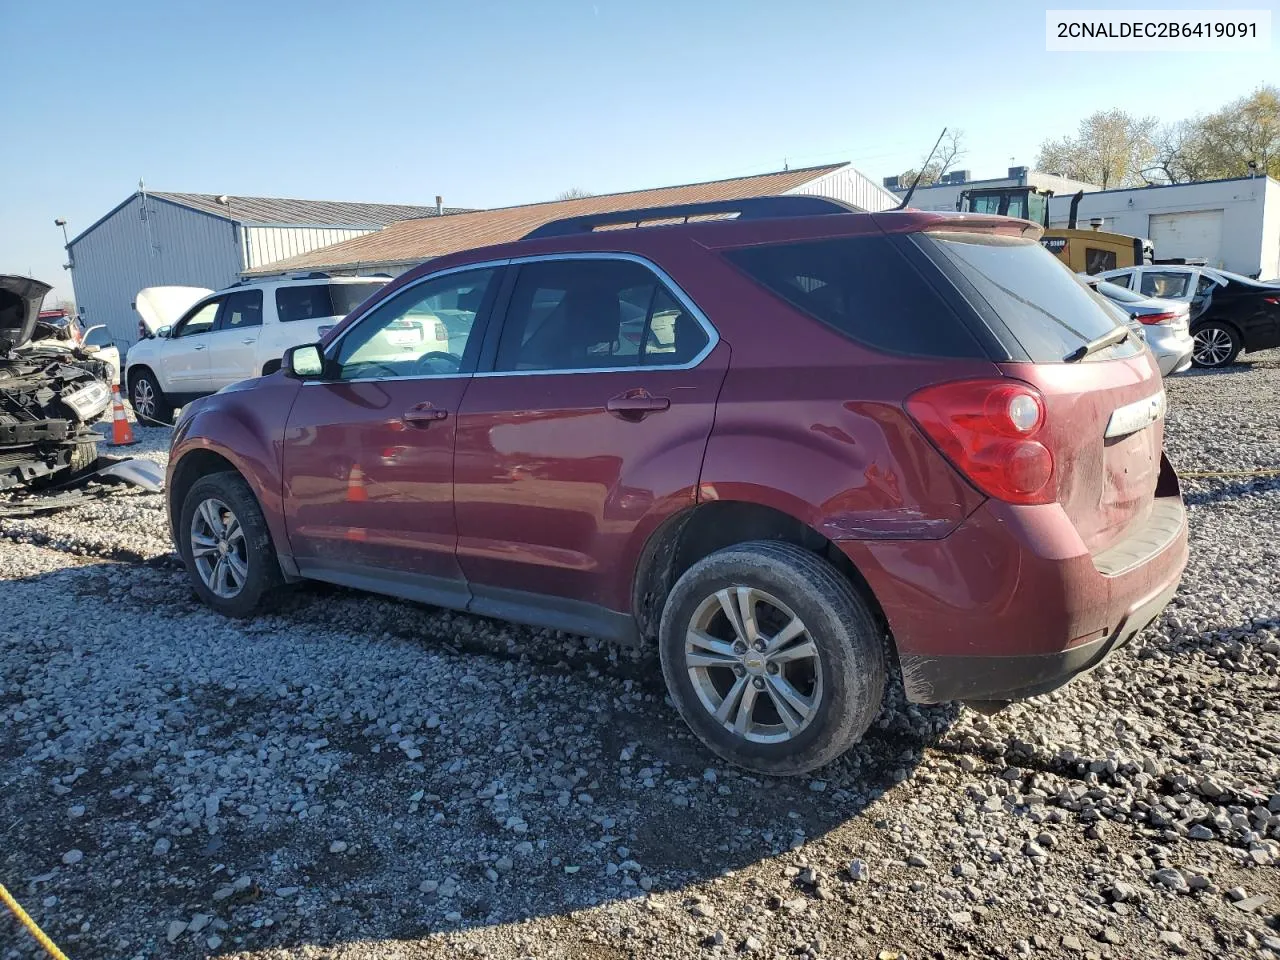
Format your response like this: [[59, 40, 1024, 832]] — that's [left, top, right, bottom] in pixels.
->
[[0, 455, 165, 516], [1, 276, 111, 491]]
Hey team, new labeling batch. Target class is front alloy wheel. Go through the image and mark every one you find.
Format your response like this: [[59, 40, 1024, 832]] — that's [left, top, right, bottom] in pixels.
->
[[132, 376, 157, 421], [190, 497, 248, 598], [685, 587, 822, 743]]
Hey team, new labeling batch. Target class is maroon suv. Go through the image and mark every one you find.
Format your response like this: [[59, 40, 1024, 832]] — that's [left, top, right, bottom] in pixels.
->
[[167, 196, 1187, 775]]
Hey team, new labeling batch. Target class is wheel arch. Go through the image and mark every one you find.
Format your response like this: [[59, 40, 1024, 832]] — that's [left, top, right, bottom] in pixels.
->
[[631, 499, 891, 653], [168, 436, 296, 580]]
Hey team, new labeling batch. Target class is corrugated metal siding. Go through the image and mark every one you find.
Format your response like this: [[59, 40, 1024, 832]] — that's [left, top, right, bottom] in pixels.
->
[[244, 226, 375, 270], [67, 194, 242, 346], [785, 165, 900, 212]]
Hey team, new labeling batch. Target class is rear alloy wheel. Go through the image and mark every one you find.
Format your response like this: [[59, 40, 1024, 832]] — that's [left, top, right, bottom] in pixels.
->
[[179, 471, 282, 617], [659, 540, 886, 776], [1191, 322, 1241, 368]]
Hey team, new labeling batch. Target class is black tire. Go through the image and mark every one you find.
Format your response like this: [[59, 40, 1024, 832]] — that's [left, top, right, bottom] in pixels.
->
[[1191, 321, 1242, 368], [68, 440, 98, 474], [30, 440, 99, 490], [129, 368, 176, 425], [658, 540, 886, 776], [178, 471, 283, 617]]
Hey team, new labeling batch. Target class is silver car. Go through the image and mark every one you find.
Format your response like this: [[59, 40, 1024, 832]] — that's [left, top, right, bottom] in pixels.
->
[[1081, 277, 1193, 376]]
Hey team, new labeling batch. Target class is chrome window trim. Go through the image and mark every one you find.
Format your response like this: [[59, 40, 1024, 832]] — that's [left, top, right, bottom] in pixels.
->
[[320, 252, 719, 384]]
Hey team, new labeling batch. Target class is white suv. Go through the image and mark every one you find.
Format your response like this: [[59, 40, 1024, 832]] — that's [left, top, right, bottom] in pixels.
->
[[125, 275, 391, 423]]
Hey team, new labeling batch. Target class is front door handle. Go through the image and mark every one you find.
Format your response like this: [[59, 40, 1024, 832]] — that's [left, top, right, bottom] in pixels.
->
[[193, 344, 206, 351], [402, 402, 449, 427], [241, 338, 256, 345], [606, 390, 670, 421]]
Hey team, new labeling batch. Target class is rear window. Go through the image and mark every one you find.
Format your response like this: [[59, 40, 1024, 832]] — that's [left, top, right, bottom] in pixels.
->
[[922, 232, 1141, 362], [276, 282, 385, 323], [723, 235, 984, 358]]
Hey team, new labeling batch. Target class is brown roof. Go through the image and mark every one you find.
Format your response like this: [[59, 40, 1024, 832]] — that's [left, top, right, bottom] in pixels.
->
[[244, 164, 846, 275]]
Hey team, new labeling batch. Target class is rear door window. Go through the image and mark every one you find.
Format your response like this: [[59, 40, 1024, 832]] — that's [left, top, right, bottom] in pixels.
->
[[922, 232, 1141, 362], [276, 283, 384, 323], [724, 235, 984, 358], [494, 259, 709, 372], [1138, 271, 1191, 299]]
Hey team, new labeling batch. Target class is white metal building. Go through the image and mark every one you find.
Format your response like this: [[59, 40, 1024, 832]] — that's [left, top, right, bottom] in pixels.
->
[[1047, 176, 1280, 278], [66, 191, 468, 345]]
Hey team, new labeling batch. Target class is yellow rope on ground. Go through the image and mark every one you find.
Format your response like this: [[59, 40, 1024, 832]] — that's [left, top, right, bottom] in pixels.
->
[[0, 881, 69, 960], [1179, 467, 1280, 479]]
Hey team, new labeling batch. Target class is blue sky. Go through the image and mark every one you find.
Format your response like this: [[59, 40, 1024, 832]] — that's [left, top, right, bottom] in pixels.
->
[[4, 0, 1276, 300]]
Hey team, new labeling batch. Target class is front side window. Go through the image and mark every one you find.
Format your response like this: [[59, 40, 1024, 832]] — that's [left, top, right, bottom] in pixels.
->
[[333, 269, 494, 380], [1139, 271, 1190, 299], [216, 290, 263, 330], [172, 299, 221, 338], [494, 259, 708, 372]]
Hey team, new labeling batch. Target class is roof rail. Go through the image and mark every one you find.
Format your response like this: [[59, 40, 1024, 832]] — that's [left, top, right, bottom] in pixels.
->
[[522, 195, 861, 240]]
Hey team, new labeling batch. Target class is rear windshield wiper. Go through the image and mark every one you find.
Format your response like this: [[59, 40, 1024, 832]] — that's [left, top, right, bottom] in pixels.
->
[[1063, 324, 1131, 363]]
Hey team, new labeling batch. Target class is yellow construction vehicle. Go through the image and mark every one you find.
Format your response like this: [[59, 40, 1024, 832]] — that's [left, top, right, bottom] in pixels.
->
[[957, 186, 1153, 274]]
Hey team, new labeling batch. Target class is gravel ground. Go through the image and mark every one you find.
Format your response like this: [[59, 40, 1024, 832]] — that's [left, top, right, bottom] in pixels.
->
[[2, 360, 1279, 960]]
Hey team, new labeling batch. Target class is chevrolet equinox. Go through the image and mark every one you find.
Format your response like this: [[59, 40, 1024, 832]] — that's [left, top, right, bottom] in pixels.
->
[[167, 196, 1188, 775]]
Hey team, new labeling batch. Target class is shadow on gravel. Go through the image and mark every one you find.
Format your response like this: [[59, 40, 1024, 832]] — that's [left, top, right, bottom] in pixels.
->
[[1, 559, 958, 958], [1183, 476, 1280, 507]]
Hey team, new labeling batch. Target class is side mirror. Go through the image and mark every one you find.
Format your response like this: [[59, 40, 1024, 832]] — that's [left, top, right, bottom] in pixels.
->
[[284, 343, 325, 380], [156, 325, 172, 339]]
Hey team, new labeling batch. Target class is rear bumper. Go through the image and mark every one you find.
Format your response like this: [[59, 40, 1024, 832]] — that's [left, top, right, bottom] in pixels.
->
[[1145, 325, 1194, 376], [897, 573, 1179, 703], [838, 454, 1188, 704]]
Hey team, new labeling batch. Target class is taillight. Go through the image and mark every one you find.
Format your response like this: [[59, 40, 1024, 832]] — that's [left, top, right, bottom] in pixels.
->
[[1265, 296, 1280, 306], [1137, 311, 1177, 326], [906, 379, 1055, 505], [434, 320, 448, 341]]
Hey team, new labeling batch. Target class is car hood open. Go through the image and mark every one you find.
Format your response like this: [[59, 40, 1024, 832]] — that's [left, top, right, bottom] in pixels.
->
[[135, 285, 213, 335], [0, 276, 53, 353]]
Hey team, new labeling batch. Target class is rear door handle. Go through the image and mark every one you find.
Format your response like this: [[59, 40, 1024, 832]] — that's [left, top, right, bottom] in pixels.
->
[[241, 338, 257, 345], [193, 344, 206, 351], [607, 390, 670, 421], [402, 402, 449, 427]]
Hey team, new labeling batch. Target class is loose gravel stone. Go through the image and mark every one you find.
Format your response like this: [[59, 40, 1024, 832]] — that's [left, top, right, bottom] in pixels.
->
[[2, 371, 1280, 957]]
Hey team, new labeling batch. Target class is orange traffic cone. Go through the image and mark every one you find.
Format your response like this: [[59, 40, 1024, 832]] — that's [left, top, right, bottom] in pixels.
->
[[346, 464, 367, 502], [108, 384, 136, 446]]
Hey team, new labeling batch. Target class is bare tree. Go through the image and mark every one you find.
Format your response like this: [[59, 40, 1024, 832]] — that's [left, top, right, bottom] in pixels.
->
[[896, 130, 967, 188], [555, 187, 593, 201], [1035, 110, 1157, 188], [1146, 120, 1216, 184], [1197, 85, 1280, 179]]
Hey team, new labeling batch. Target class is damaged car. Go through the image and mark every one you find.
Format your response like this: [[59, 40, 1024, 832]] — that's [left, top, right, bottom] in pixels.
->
[[0, 276, 112, 489]]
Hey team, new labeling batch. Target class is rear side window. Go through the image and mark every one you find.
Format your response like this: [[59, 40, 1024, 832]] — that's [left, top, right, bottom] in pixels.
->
[[495, 259, 709, 372], [276, 283, 383, 323], [723, 236, 984, 358], [922, 232, 1141, 362]]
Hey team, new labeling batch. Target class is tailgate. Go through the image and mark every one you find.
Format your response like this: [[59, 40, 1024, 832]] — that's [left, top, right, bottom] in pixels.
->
[[1001, 354, 1164, 554]]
